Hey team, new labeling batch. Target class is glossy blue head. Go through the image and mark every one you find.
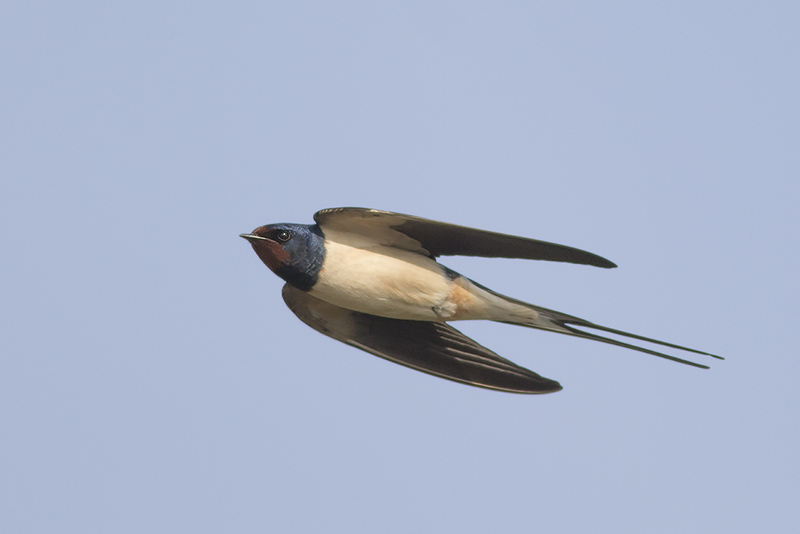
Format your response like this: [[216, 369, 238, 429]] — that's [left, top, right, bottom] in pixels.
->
[[240, 223, 325, 291]]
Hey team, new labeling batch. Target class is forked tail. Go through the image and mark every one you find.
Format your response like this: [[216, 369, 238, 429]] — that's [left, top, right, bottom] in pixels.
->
[[475, 281, 723, 368]]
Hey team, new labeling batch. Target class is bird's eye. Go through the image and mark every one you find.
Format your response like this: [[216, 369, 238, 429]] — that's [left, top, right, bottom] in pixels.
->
[[276, 230, 292, 242]]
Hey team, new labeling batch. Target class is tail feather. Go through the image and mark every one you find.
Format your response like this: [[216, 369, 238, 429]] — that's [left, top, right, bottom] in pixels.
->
[[473, 280, 723, 368]]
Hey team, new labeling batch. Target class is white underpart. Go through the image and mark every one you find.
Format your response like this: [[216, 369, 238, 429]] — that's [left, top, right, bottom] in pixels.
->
[[309, 230, 540, 324]]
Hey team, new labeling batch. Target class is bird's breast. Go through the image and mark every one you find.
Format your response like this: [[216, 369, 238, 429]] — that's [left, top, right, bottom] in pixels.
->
[[308, 240, 475, 321]]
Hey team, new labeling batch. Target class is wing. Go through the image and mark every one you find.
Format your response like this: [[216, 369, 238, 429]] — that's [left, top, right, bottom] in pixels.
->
[[313, 207, 616, 268], [282, 284, 562, 394]]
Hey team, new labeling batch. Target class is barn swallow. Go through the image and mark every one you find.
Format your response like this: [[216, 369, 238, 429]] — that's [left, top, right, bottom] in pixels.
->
[[240, 207, 721, 394]]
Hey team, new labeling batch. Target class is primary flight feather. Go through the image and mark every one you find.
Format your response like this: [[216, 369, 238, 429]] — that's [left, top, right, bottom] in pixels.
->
[[241, 207, 721, 394]]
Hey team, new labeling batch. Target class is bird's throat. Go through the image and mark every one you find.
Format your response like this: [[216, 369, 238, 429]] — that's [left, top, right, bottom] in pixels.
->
[[250, 239, 290, 274]]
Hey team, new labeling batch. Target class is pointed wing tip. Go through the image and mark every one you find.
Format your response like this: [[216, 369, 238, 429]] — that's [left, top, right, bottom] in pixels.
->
[[582, 252, 616, 268], [488, 381, 563, 395], [508, 378, 563, 395], [544, 381, 564, 394], [571, 252, 616, 269]]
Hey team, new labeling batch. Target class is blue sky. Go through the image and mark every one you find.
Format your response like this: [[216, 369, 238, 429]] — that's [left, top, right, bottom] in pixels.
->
[[2, 2, 798, 532]]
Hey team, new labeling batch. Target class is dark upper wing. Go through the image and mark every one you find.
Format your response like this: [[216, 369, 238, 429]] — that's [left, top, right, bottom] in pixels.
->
[[282, 284, 562, 394], [313, 207, 616, 268]]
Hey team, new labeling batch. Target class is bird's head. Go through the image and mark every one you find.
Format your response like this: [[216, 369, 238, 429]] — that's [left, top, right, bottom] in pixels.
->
[[240, 223, 325, 291]]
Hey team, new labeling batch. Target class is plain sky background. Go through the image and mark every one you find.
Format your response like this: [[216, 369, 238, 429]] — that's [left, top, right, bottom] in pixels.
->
[[2, 2, 798, 533]]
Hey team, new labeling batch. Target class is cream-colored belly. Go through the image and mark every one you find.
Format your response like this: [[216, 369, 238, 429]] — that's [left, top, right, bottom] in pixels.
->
[[309, 240, 484, 321]]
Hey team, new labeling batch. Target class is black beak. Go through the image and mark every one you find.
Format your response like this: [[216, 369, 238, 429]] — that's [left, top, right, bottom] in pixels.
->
[[239, 233, 271, 243]]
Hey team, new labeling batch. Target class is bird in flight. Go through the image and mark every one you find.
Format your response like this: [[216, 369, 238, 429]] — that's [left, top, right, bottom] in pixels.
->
[[241, 207, 721, 394]]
